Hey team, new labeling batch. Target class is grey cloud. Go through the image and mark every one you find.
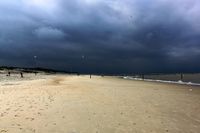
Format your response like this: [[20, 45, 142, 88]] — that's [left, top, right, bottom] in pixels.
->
[[0, 0, 200, 74], [33, 27, 66, 40]]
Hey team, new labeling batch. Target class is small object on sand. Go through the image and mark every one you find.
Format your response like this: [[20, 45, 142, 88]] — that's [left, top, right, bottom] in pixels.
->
[[189, 89, 193, 92], [20, 72, 23, 78]]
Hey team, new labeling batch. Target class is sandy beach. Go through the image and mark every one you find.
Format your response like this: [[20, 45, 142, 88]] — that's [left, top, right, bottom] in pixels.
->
[[0, 74, 200, 133]]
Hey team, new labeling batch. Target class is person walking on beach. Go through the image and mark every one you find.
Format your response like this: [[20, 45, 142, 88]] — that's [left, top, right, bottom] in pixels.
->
[[20, 72, 23, 78], [34, 72, 37, 76], [7, 72, 11, 76]]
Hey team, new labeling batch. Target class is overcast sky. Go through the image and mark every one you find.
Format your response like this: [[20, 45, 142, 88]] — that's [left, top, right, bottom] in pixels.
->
[[0, 0, 200, 74]]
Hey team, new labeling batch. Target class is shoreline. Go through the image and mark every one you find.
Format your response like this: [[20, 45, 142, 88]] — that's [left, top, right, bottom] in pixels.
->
[[123, 76, 200, 86]]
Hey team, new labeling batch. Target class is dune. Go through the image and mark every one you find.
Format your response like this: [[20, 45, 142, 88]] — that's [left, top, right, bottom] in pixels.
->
[[0, 74, 200, 133]]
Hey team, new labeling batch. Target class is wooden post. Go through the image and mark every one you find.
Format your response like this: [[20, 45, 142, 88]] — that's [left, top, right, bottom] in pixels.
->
[[142, 74, 144, 80], [180, 73, 183, 81]]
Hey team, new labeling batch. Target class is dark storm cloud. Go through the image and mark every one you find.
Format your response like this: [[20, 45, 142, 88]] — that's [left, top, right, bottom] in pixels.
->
[[0, 0, 200, 73]]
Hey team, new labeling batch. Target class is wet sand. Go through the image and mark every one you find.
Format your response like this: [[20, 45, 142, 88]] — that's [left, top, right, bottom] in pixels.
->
[[0, 75, 200, 133]]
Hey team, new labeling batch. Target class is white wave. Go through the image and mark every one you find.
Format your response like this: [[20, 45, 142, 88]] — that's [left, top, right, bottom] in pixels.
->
[[123, 76, 200, 86]]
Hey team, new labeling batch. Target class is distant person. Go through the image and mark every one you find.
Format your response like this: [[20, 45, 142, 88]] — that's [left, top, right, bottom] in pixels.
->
[[34, 72, 37, 76], [90, 74, 91, 79], [20, 72, 23, 78], [7, 72, 11, 76]]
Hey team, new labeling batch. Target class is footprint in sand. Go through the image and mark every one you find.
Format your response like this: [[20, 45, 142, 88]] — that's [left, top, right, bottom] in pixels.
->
[[14, 114, 19, 117], [25, 117, 35, 121], [1, 112, 8, 116], [6, 108, 10, 111], [14, 108, 20, 112], [0, 130, 8, 133], [29, 128, 36, 133]]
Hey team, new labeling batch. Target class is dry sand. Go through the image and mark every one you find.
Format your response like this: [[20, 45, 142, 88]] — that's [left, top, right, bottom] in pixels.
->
[[0, 74, 200, 133]]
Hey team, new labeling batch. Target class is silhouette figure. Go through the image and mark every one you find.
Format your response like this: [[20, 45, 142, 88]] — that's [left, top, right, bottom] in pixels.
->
[[20, 72, 23, 78], [34, 72, 37, 76], [7, 72, 11, 76]]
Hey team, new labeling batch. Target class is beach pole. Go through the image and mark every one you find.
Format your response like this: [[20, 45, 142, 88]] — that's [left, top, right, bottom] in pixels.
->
[[180, 73, 183, 81], [34, 56, 37, 76], [142, 74, 144, 80]]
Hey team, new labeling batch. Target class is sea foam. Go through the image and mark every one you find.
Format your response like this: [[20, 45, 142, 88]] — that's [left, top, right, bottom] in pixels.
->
[[123, 76, 200, 86]]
